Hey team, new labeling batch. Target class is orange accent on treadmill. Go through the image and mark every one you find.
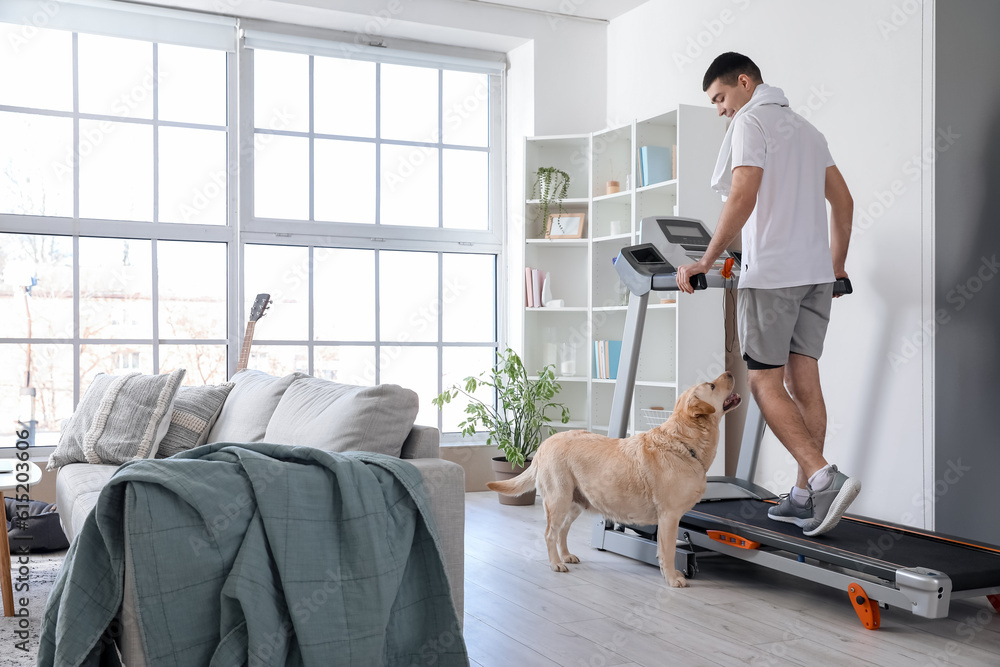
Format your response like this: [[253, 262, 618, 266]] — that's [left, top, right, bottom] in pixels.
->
[[707, 530, 761, 550], [721, 257, 735, 279], [988, 594, 1000, 614], [848, 582, 881, 630]]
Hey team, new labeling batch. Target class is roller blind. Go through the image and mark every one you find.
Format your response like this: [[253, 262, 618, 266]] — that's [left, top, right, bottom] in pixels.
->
[[0, 0, 238, 51], [242, 27, 506, 75]]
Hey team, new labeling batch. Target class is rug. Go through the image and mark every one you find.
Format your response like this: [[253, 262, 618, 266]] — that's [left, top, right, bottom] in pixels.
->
[[0, 552, 65, 666]]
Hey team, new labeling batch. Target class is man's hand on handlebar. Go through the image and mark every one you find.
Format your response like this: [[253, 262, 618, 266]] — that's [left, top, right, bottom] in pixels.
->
[[675, 259, 711, 295], [834, 272, 850, 298]]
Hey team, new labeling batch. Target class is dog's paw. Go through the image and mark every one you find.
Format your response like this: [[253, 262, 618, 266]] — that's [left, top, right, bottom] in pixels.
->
[[562, 554, 580, 564], [550, 562, 570, 573], [664, 570, 688, 588]]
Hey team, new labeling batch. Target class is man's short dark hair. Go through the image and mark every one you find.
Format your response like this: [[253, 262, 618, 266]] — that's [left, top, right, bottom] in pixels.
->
[[702, 52, 763, 92]]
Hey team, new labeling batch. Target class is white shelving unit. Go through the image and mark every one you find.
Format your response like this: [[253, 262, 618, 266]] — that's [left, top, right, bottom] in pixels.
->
[[522, 106, 728, 462]]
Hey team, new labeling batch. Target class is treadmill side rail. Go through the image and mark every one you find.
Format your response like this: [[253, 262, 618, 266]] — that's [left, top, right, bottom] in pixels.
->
[[681, 529, 954, 621], [896, 567, 953, 619]]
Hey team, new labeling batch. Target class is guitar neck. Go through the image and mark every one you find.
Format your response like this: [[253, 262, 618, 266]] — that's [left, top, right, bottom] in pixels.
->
[[237, 321, 256, 371]]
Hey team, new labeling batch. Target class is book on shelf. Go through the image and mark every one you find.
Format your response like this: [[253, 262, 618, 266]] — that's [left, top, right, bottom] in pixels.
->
[[593, 340, 622, 379], [638, 145, 674, 186], [525, 266, 555, 307], [525, 266, 534, 307], [607, 340, 621, 380]]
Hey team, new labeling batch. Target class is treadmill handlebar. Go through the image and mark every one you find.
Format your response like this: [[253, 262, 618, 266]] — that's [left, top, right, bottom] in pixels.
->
[[615, 244, 854, 296], [649, 272, 709, 292]]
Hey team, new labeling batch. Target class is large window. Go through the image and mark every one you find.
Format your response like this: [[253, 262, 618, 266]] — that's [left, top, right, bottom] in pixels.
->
[[0, 9, 504, 449], [243, 245, 496, 430], [251, 49, 490, 230]]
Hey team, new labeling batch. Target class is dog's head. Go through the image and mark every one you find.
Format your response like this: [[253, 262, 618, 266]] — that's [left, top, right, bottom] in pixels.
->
[[677, 371, 741, 422]]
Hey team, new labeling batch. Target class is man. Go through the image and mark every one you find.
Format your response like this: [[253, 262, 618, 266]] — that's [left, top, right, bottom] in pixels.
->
[[675, 52, 858, 537]]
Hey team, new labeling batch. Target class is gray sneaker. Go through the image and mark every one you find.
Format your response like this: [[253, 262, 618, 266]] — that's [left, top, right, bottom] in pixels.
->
[[803, 466, 862, 537], [767, 491, 814, 527]]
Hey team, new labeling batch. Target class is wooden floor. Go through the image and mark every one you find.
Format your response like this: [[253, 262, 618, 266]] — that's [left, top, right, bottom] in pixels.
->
[[462, 491, 1000, 667]]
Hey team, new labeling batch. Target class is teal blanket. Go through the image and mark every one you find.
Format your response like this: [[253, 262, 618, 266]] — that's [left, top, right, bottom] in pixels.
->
[[38, 443, 468, 666]]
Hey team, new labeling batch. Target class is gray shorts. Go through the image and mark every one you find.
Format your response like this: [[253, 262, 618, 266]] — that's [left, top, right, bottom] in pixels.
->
[[737, 284, 834, 369]]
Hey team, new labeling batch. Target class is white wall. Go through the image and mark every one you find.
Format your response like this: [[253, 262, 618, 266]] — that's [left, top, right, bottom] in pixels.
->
[[608, 0, 931, 527]]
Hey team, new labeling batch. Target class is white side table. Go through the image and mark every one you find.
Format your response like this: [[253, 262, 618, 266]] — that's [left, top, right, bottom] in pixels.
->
[[0, 460, 43, 617]]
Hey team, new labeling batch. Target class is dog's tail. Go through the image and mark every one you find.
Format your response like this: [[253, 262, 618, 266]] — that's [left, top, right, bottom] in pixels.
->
[[487, 464, 537, 496]]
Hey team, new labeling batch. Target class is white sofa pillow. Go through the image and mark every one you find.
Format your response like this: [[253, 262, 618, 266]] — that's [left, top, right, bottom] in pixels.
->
[[206, 370, 306, 444], [263, 377, 418, 458]]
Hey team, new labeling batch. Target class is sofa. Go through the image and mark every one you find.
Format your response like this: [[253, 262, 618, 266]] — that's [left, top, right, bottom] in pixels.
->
[[53, 369, 466, 661]]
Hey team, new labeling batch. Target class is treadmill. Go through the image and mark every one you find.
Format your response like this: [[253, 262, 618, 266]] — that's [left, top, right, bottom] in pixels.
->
[[591, 216, 1000, 629]]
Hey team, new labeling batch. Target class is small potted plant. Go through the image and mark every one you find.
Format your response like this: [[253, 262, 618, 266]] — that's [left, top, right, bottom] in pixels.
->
[[432, 348, 570, 505], [530, 167, 571, 238]]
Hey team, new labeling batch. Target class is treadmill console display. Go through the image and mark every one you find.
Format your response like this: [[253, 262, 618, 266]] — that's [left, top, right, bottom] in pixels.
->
[[659, 219, 712, 247]]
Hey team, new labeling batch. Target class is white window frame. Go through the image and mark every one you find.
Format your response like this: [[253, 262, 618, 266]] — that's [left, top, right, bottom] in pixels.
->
[[0, 6, 507, 450]]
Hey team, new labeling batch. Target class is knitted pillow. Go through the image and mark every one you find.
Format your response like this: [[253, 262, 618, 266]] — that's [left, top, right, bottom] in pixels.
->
[[47, 370, 186, 470], [156, 382, 235, 459]]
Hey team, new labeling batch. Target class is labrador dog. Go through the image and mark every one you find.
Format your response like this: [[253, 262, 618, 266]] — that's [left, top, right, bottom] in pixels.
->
[[488, 371, 741, 588]]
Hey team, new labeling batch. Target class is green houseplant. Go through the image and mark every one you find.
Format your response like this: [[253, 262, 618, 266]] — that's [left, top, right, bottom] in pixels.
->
[[433, 348, 570, 504], [530, 167, 571, 238]]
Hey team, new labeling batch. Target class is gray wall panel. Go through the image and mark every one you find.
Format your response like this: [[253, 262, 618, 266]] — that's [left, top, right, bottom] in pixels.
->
[[934, 0, 1000, 545]]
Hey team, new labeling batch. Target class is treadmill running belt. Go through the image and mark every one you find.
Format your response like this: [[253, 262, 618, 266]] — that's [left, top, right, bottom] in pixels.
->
[[682, 500, 1000, 592]]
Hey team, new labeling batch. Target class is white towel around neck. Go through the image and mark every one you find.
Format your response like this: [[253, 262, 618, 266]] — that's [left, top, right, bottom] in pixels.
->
[[710, 83, 790, 198]]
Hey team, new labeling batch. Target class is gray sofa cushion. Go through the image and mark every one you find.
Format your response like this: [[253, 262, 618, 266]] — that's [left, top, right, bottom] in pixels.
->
[[157, 382, 235, 458], [263, 377, 418, 457], [48, 370, 185, 470], [206, 370, 306, 444]]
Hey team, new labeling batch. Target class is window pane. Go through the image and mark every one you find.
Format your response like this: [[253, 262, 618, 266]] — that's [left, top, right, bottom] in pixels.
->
[[314, 248, 374, 341], [159, 126, 227, 225], [315, 57, 374, 137], [79, 120, 153, 221], [78, 34, 154, 118], [0, 234, 73, 339], [380, 144, 438, 227], [79, 238, 152, 339], [80, 344, 154, 387], [380, 345, 437, 428], [0, 344, 73, 447], [246, 345, 308, 376], [254, 134, 308, 220], [0, 111, 73, 217], [442, 70, 489, 147], [441, 346, 494, 433], [158, 241, 227, 340], [160, 344, 227, 386], [244, 245, 308, 341], [380, 251, 437, 343], [442, 254, 494, 342], [380, 64, 437, 142], [315, 346, 375, 386], [254, 49, 308, 132], [0, 24, 72, 111], [442, 149, 488, 230], [315, 139, 375, 223], [157, 43, 227, 126]]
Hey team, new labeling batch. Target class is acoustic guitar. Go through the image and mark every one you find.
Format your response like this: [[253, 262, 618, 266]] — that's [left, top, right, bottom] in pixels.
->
[[237, 293, 270, 372]]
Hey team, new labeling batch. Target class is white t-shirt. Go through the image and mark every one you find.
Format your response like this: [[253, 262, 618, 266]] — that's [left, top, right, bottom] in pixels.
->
[[731, 105, 836, 289]]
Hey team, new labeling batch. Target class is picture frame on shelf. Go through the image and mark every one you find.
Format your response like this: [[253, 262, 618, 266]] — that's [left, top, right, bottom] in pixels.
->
[[546, 212, 586, 239]]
